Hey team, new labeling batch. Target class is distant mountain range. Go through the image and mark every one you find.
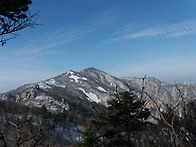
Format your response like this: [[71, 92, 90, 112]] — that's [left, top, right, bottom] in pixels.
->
[[1, 67, 196, 114]]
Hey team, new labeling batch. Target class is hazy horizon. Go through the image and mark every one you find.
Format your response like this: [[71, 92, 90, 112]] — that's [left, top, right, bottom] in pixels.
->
[[1, 67, 196, 93]]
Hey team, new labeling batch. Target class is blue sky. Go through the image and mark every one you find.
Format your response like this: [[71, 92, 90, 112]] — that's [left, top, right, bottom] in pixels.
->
[[1, 0, 196, 92]]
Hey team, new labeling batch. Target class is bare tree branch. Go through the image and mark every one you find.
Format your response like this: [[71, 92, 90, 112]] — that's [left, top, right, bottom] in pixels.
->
[[0, 0, 39, 46], [145, 93, 184, 147]]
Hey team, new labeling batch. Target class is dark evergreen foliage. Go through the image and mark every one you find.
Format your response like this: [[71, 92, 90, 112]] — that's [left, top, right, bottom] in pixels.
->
[[79, 126, 100, 147], [0, 0, 38, 45], [0, 0, 32, 21], [80, 90, 151, 147]]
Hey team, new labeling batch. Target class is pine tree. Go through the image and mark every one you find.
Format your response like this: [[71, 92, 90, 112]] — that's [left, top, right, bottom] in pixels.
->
[[0, 0, 38, 45], [80, 90, 151, 147], [79, 126, 99, 147]]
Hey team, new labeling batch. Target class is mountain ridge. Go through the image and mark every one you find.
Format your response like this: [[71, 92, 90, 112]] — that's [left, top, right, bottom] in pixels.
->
[[1, 67, 196, 114]]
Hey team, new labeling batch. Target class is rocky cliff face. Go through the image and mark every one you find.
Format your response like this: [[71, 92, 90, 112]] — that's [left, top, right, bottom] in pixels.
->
[[1, 68, 196, 115]]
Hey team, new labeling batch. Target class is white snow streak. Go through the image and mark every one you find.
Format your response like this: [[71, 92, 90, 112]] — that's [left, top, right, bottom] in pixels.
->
[[44, 79, 66, 88], [69, 75, 80, 83], [67, 71, 87, 83], [79, 88, 100, 103], [45, 79, 56, 85], [38, 82, 52, 89], [97, 87, 107, 93]]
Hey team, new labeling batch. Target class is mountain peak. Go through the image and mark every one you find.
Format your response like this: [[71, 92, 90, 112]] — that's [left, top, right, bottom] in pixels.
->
[[65, 70, 76, 75], [1, 67, 196, 116], [81, 67, 103, 73]]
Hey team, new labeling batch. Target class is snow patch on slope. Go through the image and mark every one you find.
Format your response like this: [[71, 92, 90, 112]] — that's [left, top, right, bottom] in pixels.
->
[[38, 82, 52, 89], [97, 87, 107, 93], [69, 75, 80, 83], [67, 70, 87, 83], [79, 88, 100, 103], [45, 79, 56, 85], [44, 79, 66, 88]]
